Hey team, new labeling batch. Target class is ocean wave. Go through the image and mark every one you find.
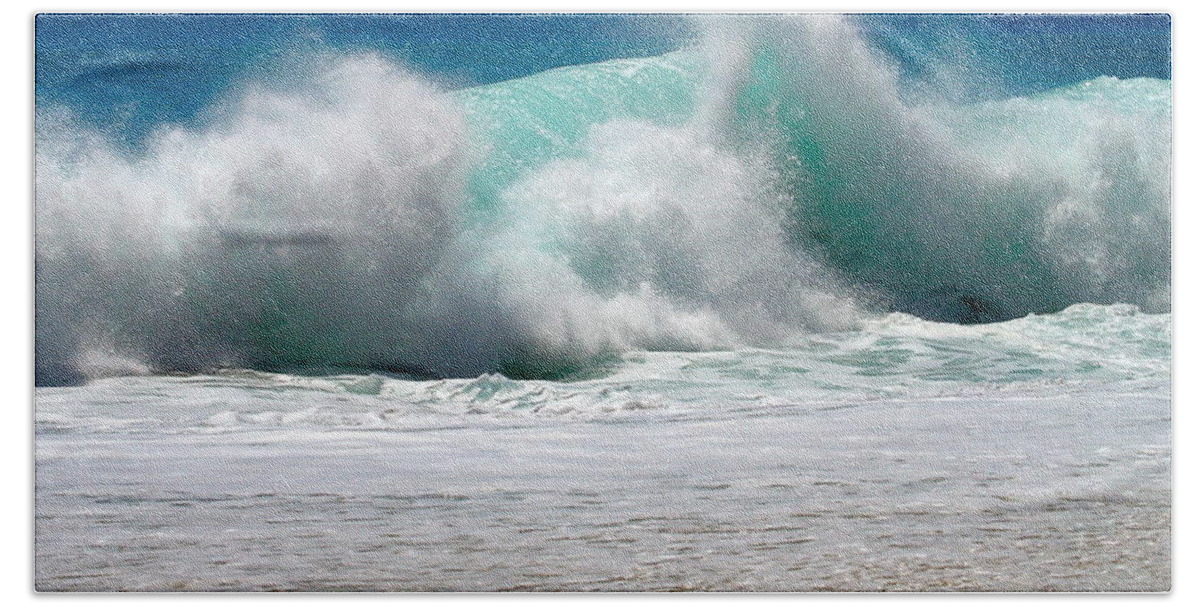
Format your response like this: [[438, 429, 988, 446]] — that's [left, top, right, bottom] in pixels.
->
[[35, 16, 1170, 385]]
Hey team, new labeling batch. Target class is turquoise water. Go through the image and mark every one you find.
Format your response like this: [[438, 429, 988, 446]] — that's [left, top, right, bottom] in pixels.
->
[[33, 14, 1172, 591], [35, 303, 1171, 429], [35, 305, 1170, 590], [35, 14, 1170, 383]]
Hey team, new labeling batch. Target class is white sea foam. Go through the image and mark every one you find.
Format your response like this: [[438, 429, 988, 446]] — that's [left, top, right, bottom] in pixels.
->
[[34, 16, 1171, 385]]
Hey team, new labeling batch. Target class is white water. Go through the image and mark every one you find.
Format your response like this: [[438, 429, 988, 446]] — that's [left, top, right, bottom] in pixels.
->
[[35, 17, 1171, 384], [33, 14, 1172, 592], [36, 376, 1169, 591], [34, 305, 1171, 590]]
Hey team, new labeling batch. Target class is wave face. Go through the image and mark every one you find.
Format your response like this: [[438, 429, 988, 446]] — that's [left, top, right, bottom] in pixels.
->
[[730, 17, 1170, 322], [34, 14, 1171, 385]]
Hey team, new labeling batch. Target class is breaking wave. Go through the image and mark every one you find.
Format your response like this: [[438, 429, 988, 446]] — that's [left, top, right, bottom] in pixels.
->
[[35, 15, 1170, 385]]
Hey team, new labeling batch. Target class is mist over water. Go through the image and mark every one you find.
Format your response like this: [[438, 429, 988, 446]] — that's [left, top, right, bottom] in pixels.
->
[[733, 17, 1169, 321], [34, 14, 1171, 386], [33, 15, 1173, 593]]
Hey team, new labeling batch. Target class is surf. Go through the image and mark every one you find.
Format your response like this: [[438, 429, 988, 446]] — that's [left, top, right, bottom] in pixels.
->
[[34, 15, 1171, 385]]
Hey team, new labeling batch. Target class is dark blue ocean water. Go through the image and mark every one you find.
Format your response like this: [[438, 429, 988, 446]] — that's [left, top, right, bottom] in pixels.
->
[[33, 13, 1172, 385], [36, 13, 1169, 146], [35, 14, 694, 144], [32, 15, 1173, 592]]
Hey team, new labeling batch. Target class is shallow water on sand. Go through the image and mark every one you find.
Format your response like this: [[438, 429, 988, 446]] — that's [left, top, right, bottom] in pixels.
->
[[36, 376, 1169, 591]]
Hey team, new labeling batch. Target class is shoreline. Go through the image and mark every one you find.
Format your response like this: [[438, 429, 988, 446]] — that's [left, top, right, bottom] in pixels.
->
[[35, 386, 1170, 592]]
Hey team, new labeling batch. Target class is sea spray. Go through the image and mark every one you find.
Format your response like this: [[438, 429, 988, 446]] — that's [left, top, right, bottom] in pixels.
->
[[726, 16, 1170, 322], [35, 15, 1171, 385], [36, 56, 477, 382], [32, 14, 1173, 593]]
